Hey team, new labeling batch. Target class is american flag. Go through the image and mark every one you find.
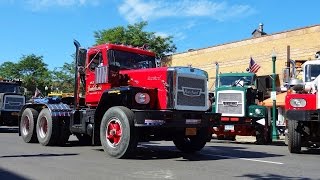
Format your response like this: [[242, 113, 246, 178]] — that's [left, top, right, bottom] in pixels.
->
[[249, 57, 261, 73], [33, 87, 41, 97]]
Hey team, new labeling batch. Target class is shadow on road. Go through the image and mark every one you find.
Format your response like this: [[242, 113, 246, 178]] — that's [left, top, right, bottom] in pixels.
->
[[92, 142, 284, 161], [0, 127, 18, 133], [0, 167, 30, 180], [237, 173, 312, 180], [193, 144, 284, 160], [131, 145, 182, 160], [0, 153, 78, 158], [92, 145, 183, 160], [62, 140, 97, 147]]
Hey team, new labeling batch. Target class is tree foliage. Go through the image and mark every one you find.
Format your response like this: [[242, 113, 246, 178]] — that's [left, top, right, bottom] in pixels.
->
[[17, 54, 51, 95], [51, 61, 75, 93], [0, 54, 51, 97], [94, 21, 176, 58], [0, 21, 177, 98], [0, 61, 19, 79]]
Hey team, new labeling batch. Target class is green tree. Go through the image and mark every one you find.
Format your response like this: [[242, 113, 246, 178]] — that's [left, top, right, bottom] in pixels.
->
[[16, 54, 51, 96], [0, 61, 19, 79], [51, 61, 75, 93], [94, 21, 176, 58]]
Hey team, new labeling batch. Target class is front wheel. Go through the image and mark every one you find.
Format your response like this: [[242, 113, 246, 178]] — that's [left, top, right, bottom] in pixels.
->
[[100, 106, 139, 159], [255, 123, 272, 145], [173, 128, 209, 153], [288, 120, 301, 153]]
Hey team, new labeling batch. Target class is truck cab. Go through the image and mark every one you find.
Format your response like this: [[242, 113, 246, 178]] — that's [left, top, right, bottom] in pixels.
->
[[285, 58, 320, 153], [213, 72, 270, 144], [0, 79, 25, 126]]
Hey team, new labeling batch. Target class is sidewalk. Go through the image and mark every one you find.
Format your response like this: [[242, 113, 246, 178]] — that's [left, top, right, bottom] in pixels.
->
[[236, 135, 285, 143], [212, 135, 286, 145]]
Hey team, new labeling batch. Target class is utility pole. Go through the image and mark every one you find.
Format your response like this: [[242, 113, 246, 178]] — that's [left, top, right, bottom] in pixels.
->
[[272, 50, 279, 140]]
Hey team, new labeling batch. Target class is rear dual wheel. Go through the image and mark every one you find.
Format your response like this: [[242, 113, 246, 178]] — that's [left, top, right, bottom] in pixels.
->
[[20, 108, 38, 143], [36, 108, 70, 146], [36, 108, 59, 146]]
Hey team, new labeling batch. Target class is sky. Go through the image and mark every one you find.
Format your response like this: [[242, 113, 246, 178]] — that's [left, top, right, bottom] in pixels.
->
[[0, 0, 319, 70]]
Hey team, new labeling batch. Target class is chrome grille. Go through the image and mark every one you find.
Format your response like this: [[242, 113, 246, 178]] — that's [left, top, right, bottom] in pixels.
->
[[95, 66, 108, 84], [174, 70, 208, 111], [3, 95, 25, 111], [216, 91, 244, 116]]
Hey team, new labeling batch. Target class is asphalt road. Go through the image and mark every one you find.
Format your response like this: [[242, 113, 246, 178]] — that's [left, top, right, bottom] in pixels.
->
[[0, 127, 319, 180]]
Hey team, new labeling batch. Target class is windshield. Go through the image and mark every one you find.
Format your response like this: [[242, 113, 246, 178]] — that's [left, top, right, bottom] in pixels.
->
[[305, 64, 320, 82], [219, 75, 254, 86], [0, 83, 19, 93], [108, 50, 156, 70]]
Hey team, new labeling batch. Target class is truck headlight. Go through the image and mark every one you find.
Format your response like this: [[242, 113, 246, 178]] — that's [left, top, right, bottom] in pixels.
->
[[255, 108, 262, 115], [135, 93, 150, 104], [290, 98, 306, 107]]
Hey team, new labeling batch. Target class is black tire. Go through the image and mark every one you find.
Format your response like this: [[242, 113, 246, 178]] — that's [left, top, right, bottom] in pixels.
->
[[173, 128, 208, 153], [100, 106, 139, 159], [36, 108, 59, 146], [20, 108, 38, 143], [288, 120, 301, 153], [76, 134, 92, 145], [255, 124, 272, 145]]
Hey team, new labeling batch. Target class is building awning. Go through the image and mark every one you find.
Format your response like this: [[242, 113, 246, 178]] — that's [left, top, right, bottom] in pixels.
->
[[260, 92, 287, 107]]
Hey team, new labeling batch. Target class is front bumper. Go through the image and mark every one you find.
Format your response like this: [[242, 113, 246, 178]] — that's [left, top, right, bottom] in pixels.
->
[[133, 110, 220, 128], [0, 110, 20, 125], [286, 110, 320, 121]]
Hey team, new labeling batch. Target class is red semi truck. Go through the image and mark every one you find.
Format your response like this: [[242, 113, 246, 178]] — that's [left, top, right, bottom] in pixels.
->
[[285, 54, 320, 153], [19, 40, 221, 158]]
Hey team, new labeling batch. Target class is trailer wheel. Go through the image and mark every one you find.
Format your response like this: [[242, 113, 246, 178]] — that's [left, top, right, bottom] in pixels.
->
[[100, 106, 139, 159], [288, 120, 301, 153], [173, 128, 208, 153], [36, 108, 59, 146], [20, 108, 38, 143]]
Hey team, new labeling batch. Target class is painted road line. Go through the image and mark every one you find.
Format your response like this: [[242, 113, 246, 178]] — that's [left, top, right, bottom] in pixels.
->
[[202, 153, 284, 165]]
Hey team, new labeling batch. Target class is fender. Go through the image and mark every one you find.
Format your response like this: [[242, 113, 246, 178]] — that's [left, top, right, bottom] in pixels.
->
[[18, 103, 72, 136], [94, 86, 157, 124], [248, 104, 267, 118], [19, 103, 71, 118]]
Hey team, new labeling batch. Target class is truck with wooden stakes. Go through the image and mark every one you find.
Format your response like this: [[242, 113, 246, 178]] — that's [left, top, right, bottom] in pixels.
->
[[19, 40, 221, 158]]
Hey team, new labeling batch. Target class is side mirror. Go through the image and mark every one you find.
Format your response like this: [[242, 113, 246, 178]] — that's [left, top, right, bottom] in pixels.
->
[[155, 58, 161, 67], [257, 91, 264, 102], [78, 48, 87, 67], [282, 68, 290, 84]]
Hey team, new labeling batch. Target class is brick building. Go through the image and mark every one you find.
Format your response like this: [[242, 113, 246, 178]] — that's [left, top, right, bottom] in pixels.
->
[[165, 24, 320, 91]]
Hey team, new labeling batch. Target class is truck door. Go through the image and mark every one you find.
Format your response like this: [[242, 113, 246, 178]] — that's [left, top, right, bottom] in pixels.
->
[[85, 51, 108, 106]]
